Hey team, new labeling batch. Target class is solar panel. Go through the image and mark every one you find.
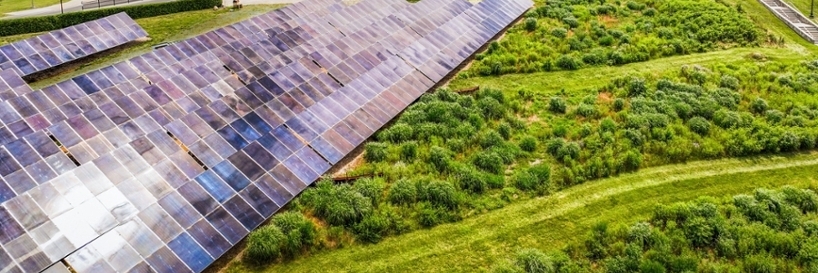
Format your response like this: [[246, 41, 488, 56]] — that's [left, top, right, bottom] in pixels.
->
[[0, 13, 147, 78], [0, 0, 532, 271]]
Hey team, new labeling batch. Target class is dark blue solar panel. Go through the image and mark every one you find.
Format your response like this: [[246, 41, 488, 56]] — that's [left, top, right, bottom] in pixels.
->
[[0, 0, 532, 271]]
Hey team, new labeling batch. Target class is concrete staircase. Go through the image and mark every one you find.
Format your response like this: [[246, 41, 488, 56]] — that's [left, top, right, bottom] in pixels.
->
[[759, 0, 818, 43]]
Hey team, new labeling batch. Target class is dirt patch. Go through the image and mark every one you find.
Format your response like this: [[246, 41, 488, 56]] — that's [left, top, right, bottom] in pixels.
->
[[526, 114, 540, 123], [599, 15, 618, 27], [597, 92, 613, 103], [333, 152, 365, 178]]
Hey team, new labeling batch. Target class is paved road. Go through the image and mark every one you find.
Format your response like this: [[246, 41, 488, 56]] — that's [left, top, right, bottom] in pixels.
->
[[4, 0, 297, 18]]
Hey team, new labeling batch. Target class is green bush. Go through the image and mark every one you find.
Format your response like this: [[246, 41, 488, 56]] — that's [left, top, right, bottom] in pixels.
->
[[455, 166, 489, 194], [557, 55, 581, 70], [613, 98, 626, 111], [524, 18, 538, 31], [388, 179, 417, 205], [498, 123, 512, 140], [0, 0, 221, 36], [353, 213, 390, 243], [552, 27, 568, 38], [549, 97, 567, 114], [519, 136, 538, 152], [364, 142, 388, 162], [400, 141, 418, 162], [563, 16, 580, 28], [271, 212, 317, 257], [750, 98, 768, 114], [687, 116, 710, 135], [245, 225, 285, 264], [473, 151, 505, 174], [353, 178, 385, 205], [515, 249, 554, 273], [480, 131, 505, 148], [421, 181, 459, 209], [430, 146, 451, 172], [305, 181, 373, 227]]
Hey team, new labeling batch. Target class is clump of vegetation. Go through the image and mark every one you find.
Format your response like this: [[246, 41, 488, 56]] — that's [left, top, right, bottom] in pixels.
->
[[471, 0, 762, 76], [493, 186, 818, 272]]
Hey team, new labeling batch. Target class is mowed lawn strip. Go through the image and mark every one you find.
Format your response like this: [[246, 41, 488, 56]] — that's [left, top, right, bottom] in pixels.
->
[[0, 0, 61, 17], [227, 152, 818, 273]]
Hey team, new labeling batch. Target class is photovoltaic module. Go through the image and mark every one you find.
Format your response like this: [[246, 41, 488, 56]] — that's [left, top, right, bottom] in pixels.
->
[[0, 0, 531, 272]]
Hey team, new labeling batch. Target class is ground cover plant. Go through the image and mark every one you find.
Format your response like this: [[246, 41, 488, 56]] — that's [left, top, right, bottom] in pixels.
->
[[236, 57, 818, 267], [466, 0, 771, 76], [492, 186, 818, 272], [225, 152, 818, 272]]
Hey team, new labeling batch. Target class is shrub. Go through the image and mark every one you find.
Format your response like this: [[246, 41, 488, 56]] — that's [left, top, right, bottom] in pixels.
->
[[455, 166, 488, 194], [271, 212, 317, 257], [515, 165, 550, 191], [524, 18, 538, 31], [430, 146, 451, 172], [642, 7, 657, 16], [447, 139, 466, 153], [519, 136, 538, 152], [480, 131, 505, 148], [687, 116, 710, 135], [713, 110, 741, 129], [626, 1, 645, 10], [720, 75, 740, 90], [750, 98, 768, 114], [600, 117, 617, 132], [576, 103, 598, 118], [551, 27, 568, 38], [474, 151, 505, 174], [563, 16, 580, 28], [307, 181, 373, 227], [599, 35, 615, 46], [765, 110, 784, 123], [354, 178, 385, 205], [549, 97, 568, 114], [557, 55, 581, 70], [627, 78, 648, 97], [422, 181, 459, 209], [400, 141, 418, 161], [388, 179, 417, 205], [613, 98, 626, 111], [621, 149, 642, 171], [354, 213, 389, 243], [245, 225, 285, 264], [0, 0, 222, 36], [478, 97, 506, 119], [380, 123, 413, 143], [418, 202, 446, 227], [364, 142, 388, 162], [498, 123, 512, 140], [515, 249, 554, 273]]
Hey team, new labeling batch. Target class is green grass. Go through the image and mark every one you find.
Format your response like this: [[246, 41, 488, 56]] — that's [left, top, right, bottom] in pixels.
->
[[0, 0, 61, 16], [0, 5, 283, 88], [227, 152, 818, 273], [784, 0, 818, 22]]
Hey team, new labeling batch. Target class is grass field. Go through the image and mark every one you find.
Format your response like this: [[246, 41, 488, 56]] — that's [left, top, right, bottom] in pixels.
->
[[0, 0, 61, 16], [221, 0, 818, 270], [0, 5, 282, 88], [227, 152, 818, 273]]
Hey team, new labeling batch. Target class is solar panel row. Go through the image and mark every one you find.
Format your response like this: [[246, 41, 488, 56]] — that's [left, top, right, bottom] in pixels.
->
[[0, 13, 147, 78], [0, 0, 531, 272]]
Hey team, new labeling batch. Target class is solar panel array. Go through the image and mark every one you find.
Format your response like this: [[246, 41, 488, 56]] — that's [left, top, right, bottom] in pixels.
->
[[0, 13, 147, 77], [0, 0, 531, 272]]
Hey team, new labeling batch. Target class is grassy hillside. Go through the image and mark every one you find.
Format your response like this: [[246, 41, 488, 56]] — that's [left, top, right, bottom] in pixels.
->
[[228, 152, 818, 272], [223, 0, 818, 270]]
